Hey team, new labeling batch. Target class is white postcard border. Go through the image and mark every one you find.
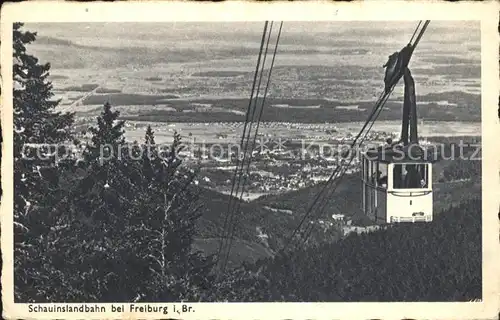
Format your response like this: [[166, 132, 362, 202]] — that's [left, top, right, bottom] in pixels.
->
[[1, 1, 499, 319]]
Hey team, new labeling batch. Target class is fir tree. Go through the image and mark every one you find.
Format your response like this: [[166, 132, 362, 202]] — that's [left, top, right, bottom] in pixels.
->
[[71, 125, 213, 301], [65, 103, 138, 301], [13, 22, 74, 211], [142, 125, 157, 180], [76, 102, 129, 229], [84, 101, 125, 163], [130, 130, 214, 301], [12, 23, 75, 302], [76, 102, 130, 227], [144, 125, 156, 145], [12, 26, 213, 303]]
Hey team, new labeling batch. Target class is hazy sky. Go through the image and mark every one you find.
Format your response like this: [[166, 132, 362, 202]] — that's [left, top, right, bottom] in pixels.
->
[[24, 21, 480, 72], [26, 21, 479, 50]]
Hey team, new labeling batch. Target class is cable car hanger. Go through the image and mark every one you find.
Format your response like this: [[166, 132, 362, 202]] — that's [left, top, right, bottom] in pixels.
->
[[280, 20, 432, 254]]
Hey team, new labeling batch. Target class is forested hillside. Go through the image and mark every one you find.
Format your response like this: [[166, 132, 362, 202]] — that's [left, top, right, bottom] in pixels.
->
[[257, 170, 481, 226], [214, 198, 482, 302]]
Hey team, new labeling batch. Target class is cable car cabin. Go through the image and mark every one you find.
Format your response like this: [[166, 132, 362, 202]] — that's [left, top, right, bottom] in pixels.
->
[[360, 144, 433, 224]]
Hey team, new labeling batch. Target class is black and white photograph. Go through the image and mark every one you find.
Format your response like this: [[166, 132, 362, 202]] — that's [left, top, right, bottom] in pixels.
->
[[1, 2, 499, 319]]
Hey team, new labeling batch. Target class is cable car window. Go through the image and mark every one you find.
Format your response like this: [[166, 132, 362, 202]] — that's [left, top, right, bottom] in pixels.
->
[[363, 158, 368, 181], [365, 158, 369, 181], [418, 164, 428, 188], [370, 161, 377, 185], [368, 161, 373, 184], [377, 163, 388, 188], [393, 163, 428, 189]]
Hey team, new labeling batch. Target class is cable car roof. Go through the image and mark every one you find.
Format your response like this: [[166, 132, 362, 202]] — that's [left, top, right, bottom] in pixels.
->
[[362, 143, 437, 163]]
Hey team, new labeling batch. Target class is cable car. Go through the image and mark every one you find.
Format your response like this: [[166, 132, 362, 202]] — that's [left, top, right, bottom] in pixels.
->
[[361, 144, 433, 223], [360, 67, 434, 224]]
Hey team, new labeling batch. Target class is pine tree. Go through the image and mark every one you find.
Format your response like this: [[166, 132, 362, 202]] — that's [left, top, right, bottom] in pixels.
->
[[77, 102, 129, 227], [131, 130, 214, 301], [76, 102, 131, 228], [64, 102, 138, 301], [71, 125, 213, 301], [141, 125, 157, 181], [84, 101, 125, 163], [13, 22, 75, 211], [12, 25, 213, 302], [12, 23, 75, 302], [144, 125, 155, 145]]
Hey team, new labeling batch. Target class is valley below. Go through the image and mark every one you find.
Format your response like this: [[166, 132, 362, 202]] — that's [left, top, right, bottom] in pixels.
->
[[25, 21, 482, 267]]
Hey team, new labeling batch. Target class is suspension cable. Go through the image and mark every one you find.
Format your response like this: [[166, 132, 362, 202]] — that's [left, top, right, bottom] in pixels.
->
[[222, 22, 283, 272], [215, 21, 269, 270], [298, 85, 395, 247], [220, 22, 275, 272], [278, 90, 387, 254], [251, 22, 283, 158], [408, 21, 422, 45], [230, 21, 274, 216], [411, 20, 430, 49]]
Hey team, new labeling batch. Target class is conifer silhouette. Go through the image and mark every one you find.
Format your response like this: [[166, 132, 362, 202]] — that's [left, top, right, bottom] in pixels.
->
[[13, 23, 75, 302]]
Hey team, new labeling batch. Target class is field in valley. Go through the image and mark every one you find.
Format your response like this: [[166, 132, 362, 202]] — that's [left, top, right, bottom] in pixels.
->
[[24, 21, 480, 125]]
